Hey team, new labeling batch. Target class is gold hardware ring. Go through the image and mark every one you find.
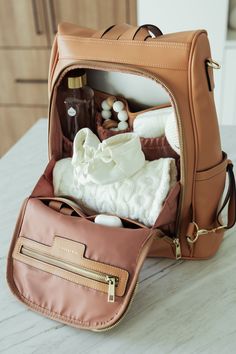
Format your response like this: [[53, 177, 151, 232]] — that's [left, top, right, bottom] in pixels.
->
[[187, 222, 226, 244]]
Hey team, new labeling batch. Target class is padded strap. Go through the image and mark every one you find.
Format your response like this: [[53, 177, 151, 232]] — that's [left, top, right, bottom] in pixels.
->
[[92, 23, 163, 41]]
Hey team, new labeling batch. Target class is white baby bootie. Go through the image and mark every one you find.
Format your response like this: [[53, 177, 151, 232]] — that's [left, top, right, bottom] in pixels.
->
[[72, 128, 145, 185]]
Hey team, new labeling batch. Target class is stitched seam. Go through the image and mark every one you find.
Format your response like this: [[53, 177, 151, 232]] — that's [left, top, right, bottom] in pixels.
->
[[195, 168, 226, 181], [195, 162, 227, 181], [187, 31, 207, 224], [20, 292, 118, 327], [59, 56, 187, 70], [58, 36, 190, 48]]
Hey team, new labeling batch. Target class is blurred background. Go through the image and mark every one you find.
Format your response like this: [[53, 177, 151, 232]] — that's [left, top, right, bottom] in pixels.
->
[[0, 0, 235, 156]]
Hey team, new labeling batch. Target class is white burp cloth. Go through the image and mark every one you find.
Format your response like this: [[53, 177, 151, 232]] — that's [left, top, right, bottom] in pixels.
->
[[133, 107, 174, 138], [72, 128, 145, 185]]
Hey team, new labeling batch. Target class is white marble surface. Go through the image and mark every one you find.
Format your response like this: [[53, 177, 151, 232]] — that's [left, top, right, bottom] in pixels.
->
[[0, 120, 236, 354]]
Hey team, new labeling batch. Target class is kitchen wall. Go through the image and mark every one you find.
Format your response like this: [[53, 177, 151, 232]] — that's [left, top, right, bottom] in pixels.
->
[[137, 0, 231, 124]]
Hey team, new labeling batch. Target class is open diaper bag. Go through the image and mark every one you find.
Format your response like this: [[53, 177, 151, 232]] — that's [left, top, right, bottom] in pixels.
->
[[7, 22, 236, 331]]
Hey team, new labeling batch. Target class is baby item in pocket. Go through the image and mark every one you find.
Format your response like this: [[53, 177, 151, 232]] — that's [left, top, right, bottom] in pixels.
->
[[133, 106, 180, 155], [71, 128, 145, 185], [94, 214, 123, 228], [101, 95, 129, 131], [53, 128, 177, 227]]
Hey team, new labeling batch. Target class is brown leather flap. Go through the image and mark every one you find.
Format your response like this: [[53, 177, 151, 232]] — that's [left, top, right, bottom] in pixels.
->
[[56, 22, 197, 70]]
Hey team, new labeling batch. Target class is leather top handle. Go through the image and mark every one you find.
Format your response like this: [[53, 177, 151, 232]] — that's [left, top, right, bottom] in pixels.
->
[[92, 23, 163, 41]]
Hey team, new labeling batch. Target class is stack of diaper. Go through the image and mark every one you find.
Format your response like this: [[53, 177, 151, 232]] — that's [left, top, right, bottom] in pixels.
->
[[53, 128, 177, 227]]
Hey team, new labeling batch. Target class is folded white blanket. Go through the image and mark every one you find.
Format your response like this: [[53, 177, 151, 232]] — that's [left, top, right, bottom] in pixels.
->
[[53, 157, 177, 227]]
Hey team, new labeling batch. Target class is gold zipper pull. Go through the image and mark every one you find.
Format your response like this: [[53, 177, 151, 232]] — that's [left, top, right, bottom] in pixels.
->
[[106, 276, 116, 303], [173, 238, 181, 260]]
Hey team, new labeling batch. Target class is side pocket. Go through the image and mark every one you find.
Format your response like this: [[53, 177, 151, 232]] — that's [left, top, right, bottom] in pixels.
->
[[191, 152, 228, 258], [194, 153, 228, 227], [7, 197, 155, 331], [96, 111, 178, 161], [62, 135, 73, 157], [96, 111, 131, 141]]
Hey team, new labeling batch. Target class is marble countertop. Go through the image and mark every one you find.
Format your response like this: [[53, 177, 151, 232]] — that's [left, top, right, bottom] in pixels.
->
[[0, 119, 236, 354]]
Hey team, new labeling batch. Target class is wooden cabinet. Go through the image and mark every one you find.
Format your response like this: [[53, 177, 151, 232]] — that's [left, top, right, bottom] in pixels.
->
[[0, 0, 136, 156], [48, 0, 136, 35], [0, 49, 49, 105], [0, 0, 49, 47], [0, 106, 48, 156]]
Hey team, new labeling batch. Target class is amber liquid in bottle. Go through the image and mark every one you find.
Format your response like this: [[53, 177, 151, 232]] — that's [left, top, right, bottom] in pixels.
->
[[63, 69, 95, 141]]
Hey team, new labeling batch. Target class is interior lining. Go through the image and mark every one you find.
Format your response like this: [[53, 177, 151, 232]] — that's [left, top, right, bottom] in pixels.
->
[[48, 67, 181, 236], [30, 157, 180, 235]]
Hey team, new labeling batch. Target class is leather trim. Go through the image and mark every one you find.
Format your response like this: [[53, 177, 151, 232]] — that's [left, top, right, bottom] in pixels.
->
[[195, 153, 228, 181], [13, 236, 129, 297], [57, 35, 190, 70]]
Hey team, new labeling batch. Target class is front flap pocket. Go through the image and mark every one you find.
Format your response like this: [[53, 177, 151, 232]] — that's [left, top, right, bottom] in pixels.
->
[[8, 197, 154, 331], [13, 236, 128, 302]]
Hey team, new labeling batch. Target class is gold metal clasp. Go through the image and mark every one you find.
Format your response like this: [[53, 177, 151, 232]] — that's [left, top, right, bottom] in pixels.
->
[[187, 222, 226, 244]]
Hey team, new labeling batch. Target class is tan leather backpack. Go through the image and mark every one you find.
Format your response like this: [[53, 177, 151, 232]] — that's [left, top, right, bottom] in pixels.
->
[[7, 23, 236, 331]]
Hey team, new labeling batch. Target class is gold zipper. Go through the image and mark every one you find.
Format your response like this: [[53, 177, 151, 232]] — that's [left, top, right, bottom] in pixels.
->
[[173, 238, 182, 260], [106, 276, 116, 303], [154, 232, 182, 260], [21, 246, 118, 303], [49, 60, 184, 258]]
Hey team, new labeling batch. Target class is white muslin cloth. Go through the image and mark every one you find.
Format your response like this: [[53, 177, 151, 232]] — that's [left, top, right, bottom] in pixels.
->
[[53, 129, 177, 227], [133, 107, 174, 138]]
